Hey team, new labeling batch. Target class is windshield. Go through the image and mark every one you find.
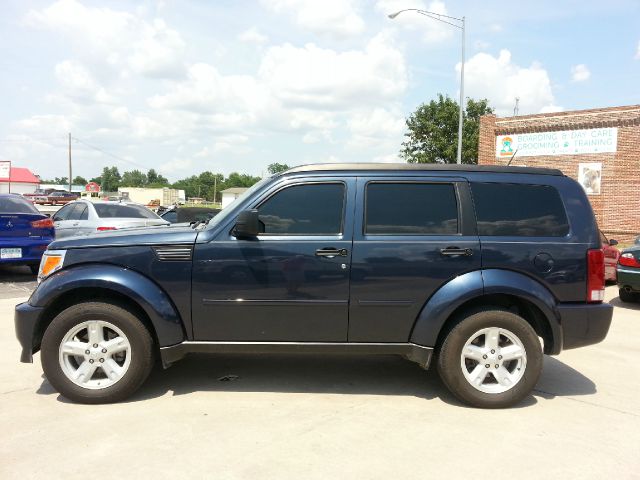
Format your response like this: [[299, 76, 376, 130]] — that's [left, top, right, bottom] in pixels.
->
[[94, 203, 160, 219], [206, 176, 272, 229]]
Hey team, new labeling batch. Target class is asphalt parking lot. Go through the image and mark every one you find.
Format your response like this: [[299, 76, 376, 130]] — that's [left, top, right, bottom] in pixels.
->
[[1, 279, 639, 479]]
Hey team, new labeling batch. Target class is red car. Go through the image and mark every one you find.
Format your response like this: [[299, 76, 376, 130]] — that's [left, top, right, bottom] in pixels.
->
[[601, 230, 620, 282], [35, 191, 78, 205]]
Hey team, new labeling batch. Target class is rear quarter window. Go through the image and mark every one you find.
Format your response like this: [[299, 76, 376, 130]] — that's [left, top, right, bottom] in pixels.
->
[[471, 182, 569, 237]]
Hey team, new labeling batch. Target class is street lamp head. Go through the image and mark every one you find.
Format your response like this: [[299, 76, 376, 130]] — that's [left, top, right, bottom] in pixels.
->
[[388, 10, 403, 19]]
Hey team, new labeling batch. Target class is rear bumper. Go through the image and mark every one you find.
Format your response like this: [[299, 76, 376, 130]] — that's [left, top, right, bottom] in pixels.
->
[[557, 302, 613, 350], [0, 238, 50, 264], [14, 302, 44, 363], [617, 267, 640, 292]]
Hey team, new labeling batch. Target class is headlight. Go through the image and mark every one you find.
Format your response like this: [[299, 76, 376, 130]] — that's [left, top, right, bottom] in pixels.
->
[[38, 250, 66, 283]]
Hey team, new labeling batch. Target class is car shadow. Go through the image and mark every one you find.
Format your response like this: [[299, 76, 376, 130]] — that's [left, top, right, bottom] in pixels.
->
[[0, 264, 37, 281], [37, 353, 596, 408], [609, 296, 640, 311]]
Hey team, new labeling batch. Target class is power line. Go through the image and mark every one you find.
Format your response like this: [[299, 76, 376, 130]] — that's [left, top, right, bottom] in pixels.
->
[[71, 136, 150, 171]]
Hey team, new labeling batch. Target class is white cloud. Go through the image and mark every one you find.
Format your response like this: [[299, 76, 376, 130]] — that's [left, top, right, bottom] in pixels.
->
[[347, 108, 405, 149], [571, 64, 590, 82], [461, 49, 555, 116], [53, 60, 114, 104], [259, 32, 407, 109], [539, 105, 564, 114], [636, 41, 640, 59], [376, 0, 454, 43], [261, 0, 364, 37], [238, 27, 269, 45], [26, 0, 186, 78]]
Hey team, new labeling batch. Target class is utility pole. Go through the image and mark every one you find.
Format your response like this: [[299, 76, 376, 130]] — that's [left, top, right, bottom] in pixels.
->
[[213, 175, 217, 205], [68, 133, 72, 192], [513, 97, 520, 116]]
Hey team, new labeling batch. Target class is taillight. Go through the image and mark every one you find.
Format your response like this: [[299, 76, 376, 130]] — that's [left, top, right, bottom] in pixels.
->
[[30, 218, 54, 229], [97, 226, 117, 231], [619, 253, 640, 268], [587, 249, 605, 303]]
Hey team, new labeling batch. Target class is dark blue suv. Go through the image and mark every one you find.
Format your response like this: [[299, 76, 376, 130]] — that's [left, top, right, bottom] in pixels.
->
[[14, 164, 613, 407]]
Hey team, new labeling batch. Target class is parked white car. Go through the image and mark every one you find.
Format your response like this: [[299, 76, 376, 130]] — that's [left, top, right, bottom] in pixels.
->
[[52, 200, 169, 239]]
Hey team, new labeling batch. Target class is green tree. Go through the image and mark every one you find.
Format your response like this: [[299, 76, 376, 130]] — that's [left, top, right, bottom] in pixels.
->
[[223, 172, 261, 189], [400, 94, 493, 164], [120, 169, 148, 187], [94, 166, 121, 192], [147, 169, 169, 187], [267, 163, 290, 175], [72, 176, 88, 185]]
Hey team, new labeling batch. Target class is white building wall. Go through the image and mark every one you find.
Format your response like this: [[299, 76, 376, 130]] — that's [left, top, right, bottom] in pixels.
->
[[0, 182, 39, 194], [221, 192, 241, 209]]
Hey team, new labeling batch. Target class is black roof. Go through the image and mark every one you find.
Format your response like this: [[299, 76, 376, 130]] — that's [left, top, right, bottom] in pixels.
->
[[283, 163, 563, 176]]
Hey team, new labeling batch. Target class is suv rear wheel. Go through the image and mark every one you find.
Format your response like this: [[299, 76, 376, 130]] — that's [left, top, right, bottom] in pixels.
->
[[41, 302, 154, 404], [437, 309, 543, 408]]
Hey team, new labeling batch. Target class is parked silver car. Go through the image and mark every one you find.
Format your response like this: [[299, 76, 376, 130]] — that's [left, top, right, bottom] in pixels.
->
[[52, 200, 169, 239]]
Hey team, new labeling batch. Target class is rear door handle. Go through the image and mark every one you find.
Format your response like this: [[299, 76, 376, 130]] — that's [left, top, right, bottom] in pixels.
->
[[440, 247, 473, 257], [315, 248, 348, 259]]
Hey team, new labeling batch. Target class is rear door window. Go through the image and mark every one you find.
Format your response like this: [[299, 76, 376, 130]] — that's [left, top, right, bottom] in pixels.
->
[[53, 204, 74, 221], [67, 203, 88, 221], [365, 183, 459, 235], [471, 183, 569, 237]]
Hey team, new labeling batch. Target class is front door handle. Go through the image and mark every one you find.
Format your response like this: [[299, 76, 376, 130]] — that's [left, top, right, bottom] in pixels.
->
[[315, 248, 348, 259], [440, 247, 473, 257]]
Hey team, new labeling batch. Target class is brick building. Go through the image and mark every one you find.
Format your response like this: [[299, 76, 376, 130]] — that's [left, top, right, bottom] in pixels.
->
[[478, 104, 640, 243]]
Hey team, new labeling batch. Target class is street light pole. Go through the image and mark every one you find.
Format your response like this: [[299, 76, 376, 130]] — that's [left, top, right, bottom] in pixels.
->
[[457, 16, 465, 165], [388, 9, 466, 164]]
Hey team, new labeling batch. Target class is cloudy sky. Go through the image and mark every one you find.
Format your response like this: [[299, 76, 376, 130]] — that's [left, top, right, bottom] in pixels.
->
[[1, 0, 639, 181]]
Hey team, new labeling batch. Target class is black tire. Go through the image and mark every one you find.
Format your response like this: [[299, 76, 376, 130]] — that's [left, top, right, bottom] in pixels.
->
[[41, 302, 154, 404], [29, 264, 39, 275], [437, 309, 543, 409], [619, 288, 636, 303]]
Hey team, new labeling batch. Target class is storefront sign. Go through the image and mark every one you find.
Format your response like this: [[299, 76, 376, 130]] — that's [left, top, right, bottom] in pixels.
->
[[496, 127, 617, 157], [0, 161, 10, 180]]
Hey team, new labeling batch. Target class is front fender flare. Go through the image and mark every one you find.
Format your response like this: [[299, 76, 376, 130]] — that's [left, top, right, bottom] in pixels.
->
[[30, 263, 186, 347], [410, 269, 562, 353]]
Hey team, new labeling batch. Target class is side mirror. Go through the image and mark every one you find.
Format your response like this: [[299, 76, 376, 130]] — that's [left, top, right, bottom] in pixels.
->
[[233, 209, 260, 238], [609, 239, 618, 246]]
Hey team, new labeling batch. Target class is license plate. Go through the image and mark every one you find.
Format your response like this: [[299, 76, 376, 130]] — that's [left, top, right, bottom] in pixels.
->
[[1, 248, 22, 259]]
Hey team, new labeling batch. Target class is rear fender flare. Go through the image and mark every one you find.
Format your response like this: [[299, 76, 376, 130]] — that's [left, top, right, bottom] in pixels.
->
[[410, 269, 562, 352]]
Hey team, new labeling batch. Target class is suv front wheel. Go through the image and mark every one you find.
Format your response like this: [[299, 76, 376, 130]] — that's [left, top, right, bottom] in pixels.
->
[[437, 309, 543, 408], [41, 302, 154, 404]]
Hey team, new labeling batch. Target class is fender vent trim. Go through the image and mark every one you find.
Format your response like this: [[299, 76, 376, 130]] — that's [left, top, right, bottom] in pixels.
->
[[153, 245, 193, 261]]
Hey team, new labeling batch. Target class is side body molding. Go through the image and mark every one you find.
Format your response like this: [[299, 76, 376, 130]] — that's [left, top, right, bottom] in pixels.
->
[[30, 264, 186, 347], [410, 269, 562, 353]]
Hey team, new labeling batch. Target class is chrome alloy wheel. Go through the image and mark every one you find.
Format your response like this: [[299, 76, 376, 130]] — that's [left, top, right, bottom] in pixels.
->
[[460, 327, 527, 394], [58, 320, 132, 390]]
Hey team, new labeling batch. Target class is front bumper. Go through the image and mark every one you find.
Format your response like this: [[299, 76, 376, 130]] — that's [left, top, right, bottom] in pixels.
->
[[617, 267, 640, 292], [14, 302, 45, 363], [557, 302, 613, 350]]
